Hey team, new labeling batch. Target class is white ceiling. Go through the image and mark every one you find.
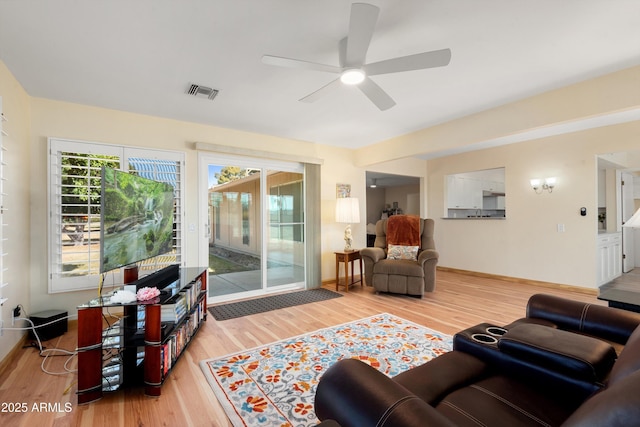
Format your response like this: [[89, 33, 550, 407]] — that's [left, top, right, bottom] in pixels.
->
[[1, 0, 639, 153]]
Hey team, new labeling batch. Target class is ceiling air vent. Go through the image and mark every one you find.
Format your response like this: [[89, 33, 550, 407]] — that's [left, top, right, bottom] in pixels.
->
[[186, 83, 219, 100]]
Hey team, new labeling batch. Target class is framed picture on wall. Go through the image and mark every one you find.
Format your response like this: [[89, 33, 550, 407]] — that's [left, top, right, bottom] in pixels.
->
[[336, 183, 351, 198]]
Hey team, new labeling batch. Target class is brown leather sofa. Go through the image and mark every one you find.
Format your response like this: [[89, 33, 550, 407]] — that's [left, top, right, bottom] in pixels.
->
[[315, 294, 640, 427], [360, 218, 438, 297]]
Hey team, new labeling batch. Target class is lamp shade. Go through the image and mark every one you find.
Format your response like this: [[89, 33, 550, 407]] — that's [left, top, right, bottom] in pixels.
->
[[623, 207, 640, 228], [335, 197, 360, 224]]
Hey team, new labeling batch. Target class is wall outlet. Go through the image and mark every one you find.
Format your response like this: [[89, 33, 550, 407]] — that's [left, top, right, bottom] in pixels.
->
[[0, 319, 3, 336], [11, 305, 20, 326], [557, 224, 565, 233]]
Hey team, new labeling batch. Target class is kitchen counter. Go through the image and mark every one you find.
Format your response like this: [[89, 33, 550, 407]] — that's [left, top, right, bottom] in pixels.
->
[[442, 217, 506, 220]]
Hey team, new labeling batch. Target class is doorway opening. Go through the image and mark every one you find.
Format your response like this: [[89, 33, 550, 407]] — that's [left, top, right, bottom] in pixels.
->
[[597, 151, 640, 289], [365, 171, 420, 246]]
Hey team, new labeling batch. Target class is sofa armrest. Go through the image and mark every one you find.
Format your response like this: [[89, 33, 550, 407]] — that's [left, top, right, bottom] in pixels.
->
[[394, 350, 489, 405], [526, 294, 640, 345], [360, 247, 386, 263], [315, 359, 456, 427], [418, 248, 439, 265], [499, 324, 617, 383]]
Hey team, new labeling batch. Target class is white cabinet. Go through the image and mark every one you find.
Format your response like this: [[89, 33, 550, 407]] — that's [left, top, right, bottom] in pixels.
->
[[447, 176, 482, 209], [466, 178, 483, 209], [446, 175, 464, 208], [484, 180, 505, 193], [597, 233, 622, 286]]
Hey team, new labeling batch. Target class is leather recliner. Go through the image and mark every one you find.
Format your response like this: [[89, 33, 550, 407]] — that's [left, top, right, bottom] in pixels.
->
[[315, 294, 640, 427]]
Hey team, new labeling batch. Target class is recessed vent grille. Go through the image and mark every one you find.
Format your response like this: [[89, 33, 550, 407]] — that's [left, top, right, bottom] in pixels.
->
[[186, 84, 219, 100]]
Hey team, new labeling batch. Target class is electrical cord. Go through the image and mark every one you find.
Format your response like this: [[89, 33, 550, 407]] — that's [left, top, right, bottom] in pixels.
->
[[2, 276, 133, 387], [2, 311, 78, 376]]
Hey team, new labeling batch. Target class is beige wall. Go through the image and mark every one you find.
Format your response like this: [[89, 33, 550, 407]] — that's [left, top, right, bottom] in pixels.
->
[[385, 184, 421, 215], [25, 91, 423, 315], [0, 62, 32, 362], [357, 64, 640, 290], [426, 121, 640, 288], [28, 97, 339, 314], [310, 146, 429, 282], [365, 187, 386, 225], [355, 65, 640, 166], [2, 58, 640, 363]]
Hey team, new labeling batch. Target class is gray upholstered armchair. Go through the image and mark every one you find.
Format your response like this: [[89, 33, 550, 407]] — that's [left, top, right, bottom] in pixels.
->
[[360, 217, 438, 297]]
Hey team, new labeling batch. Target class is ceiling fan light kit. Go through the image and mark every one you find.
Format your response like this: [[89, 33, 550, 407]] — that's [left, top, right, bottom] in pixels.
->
[[340, 69, 366, 85], [262, 2, 451, 111]]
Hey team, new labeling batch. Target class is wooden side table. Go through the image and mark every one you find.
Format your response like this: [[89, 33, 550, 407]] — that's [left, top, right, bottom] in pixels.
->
[[335, 250, 363, 292]]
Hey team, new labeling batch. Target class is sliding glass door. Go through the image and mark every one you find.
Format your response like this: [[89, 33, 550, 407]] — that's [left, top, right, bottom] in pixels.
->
[[266, 170, 305, 287], [200, 154, 305, 301]]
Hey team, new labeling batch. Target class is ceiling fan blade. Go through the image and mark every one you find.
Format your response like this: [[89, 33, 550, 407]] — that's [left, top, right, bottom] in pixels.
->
[[364, 48, 452, 76], [262, 55, 342, 74], [299, 78, 342, 103], [345, 3, 380, 67], [338, 37, 347, 68], [358, 77, 396, 111]]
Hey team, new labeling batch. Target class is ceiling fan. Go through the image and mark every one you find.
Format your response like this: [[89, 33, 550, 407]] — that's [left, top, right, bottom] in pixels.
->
[[262, 2, 451, 111]]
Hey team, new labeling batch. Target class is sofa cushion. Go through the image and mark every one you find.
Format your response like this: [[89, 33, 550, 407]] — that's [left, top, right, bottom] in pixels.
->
[[315, 358, 455, 427], [387, 244, 419, 261], [373, 259, 424, 277], [436, 375, 583, 427], [394, 351, 489, 405]]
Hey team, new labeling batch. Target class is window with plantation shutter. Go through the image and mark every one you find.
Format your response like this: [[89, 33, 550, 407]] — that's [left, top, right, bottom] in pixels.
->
[[0, 100, 8, 307], [48, 138, 184, 293]]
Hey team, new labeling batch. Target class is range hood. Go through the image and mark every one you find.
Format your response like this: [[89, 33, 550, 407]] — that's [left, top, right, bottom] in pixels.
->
[[483, 190, 505, 197]]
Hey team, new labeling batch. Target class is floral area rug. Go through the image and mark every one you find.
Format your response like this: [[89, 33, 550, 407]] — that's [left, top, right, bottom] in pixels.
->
[[200, 313, 452, 426]]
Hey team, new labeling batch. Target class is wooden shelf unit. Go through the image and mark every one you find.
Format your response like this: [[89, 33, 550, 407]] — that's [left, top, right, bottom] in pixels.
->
[[76, 266, 207, 404]]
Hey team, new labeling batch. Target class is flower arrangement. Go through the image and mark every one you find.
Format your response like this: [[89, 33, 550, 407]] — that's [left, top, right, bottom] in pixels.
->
[[137, 286, 160, 301], [598, 212, 607, 229]]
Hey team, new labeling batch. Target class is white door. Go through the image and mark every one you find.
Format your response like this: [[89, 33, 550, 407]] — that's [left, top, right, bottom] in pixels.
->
[[622, 172, 635, 272]]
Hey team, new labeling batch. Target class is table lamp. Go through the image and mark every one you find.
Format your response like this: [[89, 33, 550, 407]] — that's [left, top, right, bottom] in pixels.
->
[[335, 197, 360, 251]]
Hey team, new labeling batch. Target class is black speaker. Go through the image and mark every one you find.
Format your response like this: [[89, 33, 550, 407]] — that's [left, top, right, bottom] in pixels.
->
[[29, 310, 68, 341]]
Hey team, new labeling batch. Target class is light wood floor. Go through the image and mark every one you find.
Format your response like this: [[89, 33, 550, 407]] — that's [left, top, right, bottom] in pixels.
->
[[0, 270, 603, 427]]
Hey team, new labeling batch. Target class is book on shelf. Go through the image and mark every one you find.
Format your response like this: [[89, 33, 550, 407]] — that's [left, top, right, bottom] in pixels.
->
[[161, 293, 187, 322], [161, 343, 171, 376], [160, 300, 206, 378]]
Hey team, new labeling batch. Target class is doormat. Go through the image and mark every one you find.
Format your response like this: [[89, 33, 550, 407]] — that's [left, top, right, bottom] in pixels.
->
[[200, 313, 452, 426], [208, 288, 342, 320]]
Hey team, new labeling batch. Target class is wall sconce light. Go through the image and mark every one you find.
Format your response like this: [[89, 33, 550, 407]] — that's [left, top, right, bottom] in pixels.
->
[[530, 177, 556, 194]]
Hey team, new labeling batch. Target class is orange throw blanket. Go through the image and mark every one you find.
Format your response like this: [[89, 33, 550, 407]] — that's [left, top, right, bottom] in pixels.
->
[[387, 215, 420, 247]]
